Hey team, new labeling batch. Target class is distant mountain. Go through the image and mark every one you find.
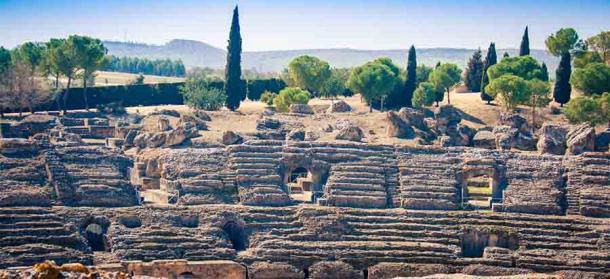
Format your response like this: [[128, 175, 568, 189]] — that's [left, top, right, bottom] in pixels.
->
[[104, 39, 558, 75]]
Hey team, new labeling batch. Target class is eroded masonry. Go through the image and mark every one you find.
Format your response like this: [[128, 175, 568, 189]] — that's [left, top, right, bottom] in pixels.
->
[[0, 107, 609, 278]]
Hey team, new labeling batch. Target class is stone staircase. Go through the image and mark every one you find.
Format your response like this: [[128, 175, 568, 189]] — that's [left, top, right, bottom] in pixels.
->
[[324, 162, 389, 208], [0, 149, 51, 206], [0, 207, 92, 268], [228, 140, 291, 206], [398, 150, 462, 210], [52, 146, 139, 207], [567, 153, 610, 217], [60, 117, 115, 139]]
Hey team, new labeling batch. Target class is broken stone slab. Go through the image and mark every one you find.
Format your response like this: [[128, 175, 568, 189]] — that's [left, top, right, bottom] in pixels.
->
[[594, 128, 610, 152], [566, 123, 595, 155], [537, 123, 568, 155], [222, 131, 244, 145], [286, 129, 306, 141], [385, 111, 415, 139], [289, 104, 314, 114], [327, 100, 352, 113], [473, 130, 496, 149], [335, 125, 364, 142]]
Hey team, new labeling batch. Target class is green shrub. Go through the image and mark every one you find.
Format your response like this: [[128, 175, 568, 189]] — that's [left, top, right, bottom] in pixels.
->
[[260, 91, 276, 106], [273, 87, 311, 112], [412, 82, 437, 108], [564, 92, 610, 125], [181, 76, 226, 110]]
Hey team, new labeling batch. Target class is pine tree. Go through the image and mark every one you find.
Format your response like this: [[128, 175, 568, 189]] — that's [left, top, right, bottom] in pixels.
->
[[225, 6, 244, 111], [519, 26, 530, 56], [404, 45, 417, 107], [480, 43, 497, 104], [503, 52, 510, 58], [541, 62, 549, 82], [464, 48, 484, 92], [554, 52, 572, 106]]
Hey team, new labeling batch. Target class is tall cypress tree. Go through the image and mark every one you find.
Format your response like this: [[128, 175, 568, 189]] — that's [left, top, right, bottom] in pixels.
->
[[480, 43, 497, 104], [404, 45, 417, 107], [464, 48, 484, 92], [519, 26, 530, 56], [554, 53, 572, 106], [541, 62, 549, 82], [225, 6, 244, 111]]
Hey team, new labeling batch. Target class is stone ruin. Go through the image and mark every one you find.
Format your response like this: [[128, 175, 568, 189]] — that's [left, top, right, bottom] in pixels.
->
[[0, 107, 609, 278]]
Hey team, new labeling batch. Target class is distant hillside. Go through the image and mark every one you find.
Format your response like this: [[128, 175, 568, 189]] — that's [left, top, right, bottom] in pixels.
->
[[105, 39, 558, 75]]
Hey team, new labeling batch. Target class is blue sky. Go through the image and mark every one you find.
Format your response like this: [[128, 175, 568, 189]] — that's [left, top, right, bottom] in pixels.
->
[[0, 0, 608, 51]]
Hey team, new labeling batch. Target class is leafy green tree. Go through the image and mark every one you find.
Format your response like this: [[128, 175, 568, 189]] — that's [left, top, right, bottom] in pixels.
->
[[526, 79, 551, 127], [416, 65, 433, 85], [485, 74, 530, 111], [412, 82, 437, 108], [429, 63, 461, 105], [571, 63, 610, 95], [41, 39, 66, 90], [320, 74, 346, 101], [288, 55, 331, 96], [11, 42, 44, 74], [487, 56, 546, 81], [541, 63, 549, 82], [56, 38, 79, 113], [404, 45, 417, 107], [70, 35, 108, 110], [481, 42, 497, 103], [520, 26, 530, 56], [565, 92, 610, 126], [347, 58, 401, 112], [181, 75, 226, 110], [464, 48, 484, 92], [0, 47, 12, 116], [503, 52, 510, 58], [273, 87, 311, 112], [225, 6, 244, 111], [587, 31, 610, 64], [546, 28, 584, 106], [573, 51, 603, 68], [260, 91, 276, 106]]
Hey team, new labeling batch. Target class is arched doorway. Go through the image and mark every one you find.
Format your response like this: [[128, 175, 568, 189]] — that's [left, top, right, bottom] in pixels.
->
[[84, 223, 106, 251], [178, 272, 196, 279], [460, 229, 519, 258], [222, 221, 247, 251], [286, 167, 314, 202]]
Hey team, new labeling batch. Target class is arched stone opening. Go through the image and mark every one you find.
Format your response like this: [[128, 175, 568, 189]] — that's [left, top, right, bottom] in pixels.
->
[[178, 272, 196, 279], [84, 223, 107, 252], [222, 221, 247, 251], [460, 161, 504, 210], [280, 156, 330, 204], [460, 229, 519, 258]]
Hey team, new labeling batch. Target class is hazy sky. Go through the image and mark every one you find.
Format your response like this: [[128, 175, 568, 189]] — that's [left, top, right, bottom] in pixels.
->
[[1, 0, 609, 51]]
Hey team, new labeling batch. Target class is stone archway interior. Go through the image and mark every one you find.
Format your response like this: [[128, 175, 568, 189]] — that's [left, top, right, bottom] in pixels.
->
[[287, 167, 314, 202], [85, 223, 106, 252], [460, 229, 519, 258], [222, 221, 247, 251], [178, 272, 196, 279]]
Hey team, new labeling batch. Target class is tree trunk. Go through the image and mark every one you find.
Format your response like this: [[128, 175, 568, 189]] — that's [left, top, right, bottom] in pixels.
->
[[63, 77, 72, 115], [446, 89, 451, 105], [55, 74, 59, 90], [560, 103, 563, 107], [369, 105, 373, 113], [82, 75, 89, 111]]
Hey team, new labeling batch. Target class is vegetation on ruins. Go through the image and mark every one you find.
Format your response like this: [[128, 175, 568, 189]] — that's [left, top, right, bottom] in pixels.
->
[[429, 63, 462, 105], [520, 26, 530, 56], [565, 92, 610, 126], [260, 91, 276, 106], [347, 57, 401, 111], [225, 6, 244, 111], [487, 56, 546, 82], [485, 75, 531, 111], [104, 56, 186, 77], [546, 28, 583, 106], [320, 73, 346, 101], [524, 79, 552, 127], [463, 48, 484, 92], [480, 42, 497, 104], [288, 55, 332, 97], [181, 74, 226, 111], [273, 87, 311, 112], [570, 63, 610, 96], [540, 63, 549, 81]]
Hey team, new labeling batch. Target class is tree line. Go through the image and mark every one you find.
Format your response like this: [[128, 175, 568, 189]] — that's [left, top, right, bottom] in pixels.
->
[[104, 56, 186, 77]]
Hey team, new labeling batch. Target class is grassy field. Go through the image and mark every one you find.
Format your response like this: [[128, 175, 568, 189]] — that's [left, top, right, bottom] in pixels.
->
[[55, 71, 185, 88]]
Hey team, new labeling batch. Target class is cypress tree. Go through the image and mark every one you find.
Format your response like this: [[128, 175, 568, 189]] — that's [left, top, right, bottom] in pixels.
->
[[541, 62, 549, 82], [554, 53, 572, 106], [404, 45, 417, 107], [519, 26, 530, 56], [480, 43, 497, 104], [225, 6, 244, 111], [464, 48, 484, 92]]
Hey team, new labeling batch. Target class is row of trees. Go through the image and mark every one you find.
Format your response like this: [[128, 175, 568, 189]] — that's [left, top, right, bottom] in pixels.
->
[[104, 56, 186, 77]]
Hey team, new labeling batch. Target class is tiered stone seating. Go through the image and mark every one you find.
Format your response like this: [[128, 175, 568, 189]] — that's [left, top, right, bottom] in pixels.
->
[[60, 117, 115, 139], [499, 154, 565, 215], [228, 140, 291, 206], [398, 149, 462, 210], [158, 148, 237, 205], [0, 207, 91, 268], [52, 146, 138, 206], [566, 153, 610, 217], [324, 162, 389, 208], [0, 144, 51, 206]]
